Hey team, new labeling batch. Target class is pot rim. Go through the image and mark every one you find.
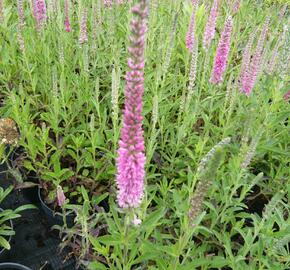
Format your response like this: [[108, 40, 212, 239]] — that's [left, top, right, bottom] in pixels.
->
[[0, 207, 13, 256], [37, 188, 74, 218], [0, 262, 32, 270]]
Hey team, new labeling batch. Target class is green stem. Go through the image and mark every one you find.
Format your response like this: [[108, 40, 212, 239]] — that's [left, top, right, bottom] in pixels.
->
[[122, 210, 132, 270], [172, 229, 192, 270]]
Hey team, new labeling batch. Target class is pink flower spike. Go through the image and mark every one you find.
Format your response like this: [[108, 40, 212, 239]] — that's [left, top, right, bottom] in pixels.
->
[[116, 0, 148, 209], [238, 30, 256, 91], [34, 0, 47, 31], [203, 0, 219, 50], [57, 186, 66, 207], [242, 18, 270, 96], [210, 16, 233, 85], [186, 5, 197, 52], [283, 90, 290, 102], [17, 0, 25, 27], [64, 0, 71, 32], [232, 0, 241, 14], [104, 0, 113, 7], [79, 9, 88, 44]]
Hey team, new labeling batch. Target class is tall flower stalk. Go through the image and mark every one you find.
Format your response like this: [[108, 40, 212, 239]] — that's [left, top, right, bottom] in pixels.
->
[[237, 30, 256, 90], [185, 3, 197, 52], [162, 12, 179, 77], [241, 18, 269, 96], [17, 0, 25, 27], [64, 0, 71, 32], [232, 0, 241, 14], [267, 26, 287, 75], [104, 0, 113, 7], [116, 0, 148, 208], [240, 127, 263, 169], [210, 16, 233, 84], [33, 0, 47, 31], [185, 37, 198, 110], [79, 8, 88, 44], [203, 0, 219, 50]]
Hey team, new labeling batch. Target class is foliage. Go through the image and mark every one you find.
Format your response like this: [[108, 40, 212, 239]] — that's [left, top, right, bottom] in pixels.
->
[[0, 186, 36, 250], [0, 0, 289, 269]]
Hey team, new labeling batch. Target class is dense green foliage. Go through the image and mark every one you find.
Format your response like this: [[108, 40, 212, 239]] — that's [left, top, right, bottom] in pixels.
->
[[0, 0, 289, 269]]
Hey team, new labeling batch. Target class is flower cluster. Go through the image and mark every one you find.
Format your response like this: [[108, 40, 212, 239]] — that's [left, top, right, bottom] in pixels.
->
[[64, 0, 71, 32], [210, 16, 233, 84], [241, 18, 269, 96], [116, 0, 148, 208], [189, 138, 231, 226], [232, 0, 241, 14], [17, 0, 25, 27], [186, 3, 197, 52], [104, 0, 113, 7], [79, 9, 88, 44], [203, 0, 219, 50], [33, 0, 47, 30]]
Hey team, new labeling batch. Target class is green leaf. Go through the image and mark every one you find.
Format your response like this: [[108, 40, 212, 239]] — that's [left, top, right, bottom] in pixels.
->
[[0, 229, 15, 236], [89, 236, 108, 255], [88, 261, 108, 270], [0, 235, 11, 250], [0, 186, 13, 204], [98, 234, 122, 245], [142, 206, 166, 238], [92, 193, 109, 206], [133, 251, 161, 264], [142, 207, 166, 228], [14, 204, 37, 213], [179, 256, 229, 269]]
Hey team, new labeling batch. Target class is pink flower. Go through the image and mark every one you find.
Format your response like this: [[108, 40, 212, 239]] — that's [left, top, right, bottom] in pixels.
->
[[33, 0, 47, 30], [57, 186, 66, 207], [116, 0, 148, 208], [242, 18, 269, 96], [17, 0, 25, 27], [64, 0, 71, 32], [203, 0, 219, 50], [132, 214, 142, 226], [186, 5, 197, 52], [232, 0, 241, 14], [104, 0, 113, 7], [283, 90, 290, 102], [79, 9, 88, 44], [210, 16, 233, 84], [238, 30, 256, 90]]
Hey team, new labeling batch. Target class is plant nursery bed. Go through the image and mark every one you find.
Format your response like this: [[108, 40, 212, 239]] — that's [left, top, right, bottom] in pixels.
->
[[0, 165, 81, 270]]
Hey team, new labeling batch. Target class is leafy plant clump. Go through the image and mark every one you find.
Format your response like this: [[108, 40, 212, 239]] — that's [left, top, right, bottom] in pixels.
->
[[0, 0, 289, 269], [0, 186, 35, 250]]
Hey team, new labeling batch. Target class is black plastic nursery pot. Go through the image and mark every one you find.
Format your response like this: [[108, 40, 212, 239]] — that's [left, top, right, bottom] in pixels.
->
[[0, 263, 32, 270], [0, 208, 13, 261], [6, 147, 39, 204], [0, 164, 82, 269], [38, 188, 75, 228]]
